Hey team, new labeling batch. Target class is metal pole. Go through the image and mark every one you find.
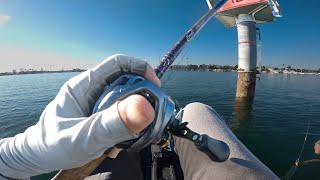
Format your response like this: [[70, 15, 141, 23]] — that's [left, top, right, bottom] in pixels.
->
[[256, 28, 262, 73]]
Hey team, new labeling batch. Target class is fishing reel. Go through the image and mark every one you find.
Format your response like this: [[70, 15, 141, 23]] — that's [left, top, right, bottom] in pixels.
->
[[93, 74, 230, 162]]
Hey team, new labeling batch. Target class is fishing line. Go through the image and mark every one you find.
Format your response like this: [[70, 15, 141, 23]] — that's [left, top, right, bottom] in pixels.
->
[[161, 45, 192, 87], [285, 102, 312, 180], [296, 114, 311, 163], [297, 101, 313, 163]]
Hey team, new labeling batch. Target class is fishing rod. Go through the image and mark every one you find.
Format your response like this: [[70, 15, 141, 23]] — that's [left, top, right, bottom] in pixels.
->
[[53, 0, 229, 179], [154, 0, 226, 78]]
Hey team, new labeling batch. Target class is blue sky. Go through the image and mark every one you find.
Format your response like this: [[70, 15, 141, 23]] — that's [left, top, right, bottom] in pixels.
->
[[0, 0, 319, 72]]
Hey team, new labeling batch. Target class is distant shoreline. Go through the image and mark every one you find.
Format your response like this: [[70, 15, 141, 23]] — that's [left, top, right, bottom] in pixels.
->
[[1, 66, 320, 77], [168, 64, 320, 75], [166, 69, 320, 75], [0, 69, 86, 77]]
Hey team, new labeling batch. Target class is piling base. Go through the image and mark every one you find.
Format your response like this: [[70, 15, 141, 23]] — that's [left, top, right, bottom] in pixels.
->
[[236, 71, 256, 100]]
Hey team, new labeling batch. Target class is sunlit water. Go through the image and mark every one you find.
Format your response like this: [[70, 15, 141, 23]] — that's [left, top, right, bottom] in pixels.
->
[[0, 71, 319, 179]]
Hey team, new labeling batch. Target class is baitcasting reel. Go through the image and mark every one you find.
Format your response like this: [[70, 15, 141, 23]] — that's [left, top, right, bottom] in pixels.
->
[[93, 75, 230, 162]]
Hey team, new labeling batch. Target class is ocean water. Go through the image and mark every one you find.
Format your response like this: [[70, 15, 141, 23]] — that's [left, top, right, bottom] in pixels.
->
[[0, 71, 319, 179]]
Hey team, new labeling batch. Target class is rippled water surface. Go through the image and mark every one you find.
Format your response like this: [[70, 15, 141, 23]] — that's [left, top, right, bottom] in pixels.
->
[[0, 71, 319, 179]]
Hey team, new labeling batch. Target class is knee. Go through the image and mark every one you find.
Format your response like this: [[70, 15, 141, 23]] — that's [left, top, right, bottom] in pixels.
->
[[181, 102, 228, 135], [183, 102, 223, 123], [184, 102, 212, 111], [183, 102, 214, 119]]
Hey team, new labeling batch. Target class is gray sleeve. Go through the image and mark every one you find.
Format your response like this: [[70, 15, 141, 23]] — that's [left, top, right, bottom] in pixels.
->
[[174, 102, 279, 180], [0, 103, 137, 179]]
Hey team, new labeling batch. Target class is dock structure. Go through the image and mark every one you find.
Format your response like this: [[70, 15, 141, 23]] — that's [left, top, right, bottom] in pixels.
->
[[207, 0, 281, 100]]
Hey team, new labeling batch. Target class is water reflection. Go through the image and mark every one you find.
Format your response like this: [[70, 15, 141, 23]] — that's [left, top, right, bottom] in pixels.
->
[[230, 98, 253, 131]]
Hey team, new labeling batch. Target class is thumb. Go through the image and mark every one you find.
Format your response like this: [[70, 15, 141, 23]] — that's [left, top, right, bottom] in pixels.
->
[[118, 95, 155, 134]]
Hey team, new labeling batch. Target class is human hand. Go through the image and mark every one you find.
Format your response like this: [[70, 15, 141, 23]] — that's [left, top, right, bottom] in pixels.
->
[[0, 54, 160, 179]]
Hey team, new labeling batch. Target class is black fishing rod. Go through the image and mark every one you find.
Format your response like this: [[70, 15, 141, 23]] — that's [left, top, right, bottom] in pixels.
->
[[53, 1, 229, 179]]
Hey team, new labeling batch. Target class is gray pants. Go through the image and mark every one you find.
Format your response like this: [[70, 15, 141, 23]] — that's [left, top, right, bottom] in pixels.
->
[[86, 103, 279, 180]]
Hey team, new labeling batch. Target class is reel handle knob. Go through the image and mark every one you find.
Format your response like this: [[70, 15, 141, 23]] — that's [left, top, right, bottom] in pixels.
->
[[195, 135, 230, 162]]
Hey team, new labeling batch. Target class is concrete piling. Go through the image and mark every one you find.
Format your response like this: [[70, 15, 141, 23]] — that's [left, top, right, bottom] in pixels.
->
[[236, 14, 257, 100]]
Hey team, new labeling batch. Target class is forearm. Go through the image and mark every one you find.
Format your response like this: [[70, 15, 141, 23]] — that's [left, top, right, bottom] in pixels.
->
[[0, 133, 41, 179], [0, 122, 64, 179], [0, 102, 137, 179]]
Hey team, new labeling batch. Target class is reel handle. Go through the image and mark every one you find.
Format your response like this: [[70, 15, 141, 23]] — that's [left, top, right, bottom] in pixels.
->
[[195, 135, 230, 162], [169, 122, 230, 162]]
